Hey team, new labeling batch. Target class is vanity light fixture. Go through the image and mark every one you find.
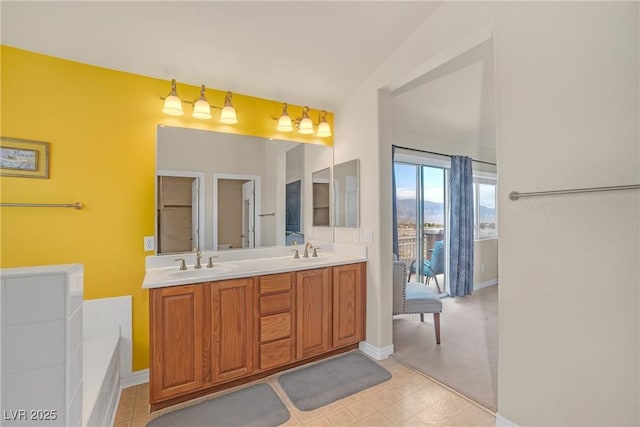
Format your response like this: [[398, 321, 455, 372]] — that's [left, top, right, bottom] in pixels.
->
[[162, 79, 183, 116], [317, 111, 332, 137], [219, 92, 238, 124], [160, 79, 237, 124], [192, 85, 212, 119], [274, 104, 332, 137], [298, 107, 314, 135], [277, 103, 294, 132]]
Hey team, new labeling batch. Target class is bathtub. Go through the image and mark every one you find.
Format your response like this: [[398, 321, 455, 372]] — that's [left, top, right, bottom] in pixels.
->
[[83, 336, 120, 426], [82, 296, 132, 427]]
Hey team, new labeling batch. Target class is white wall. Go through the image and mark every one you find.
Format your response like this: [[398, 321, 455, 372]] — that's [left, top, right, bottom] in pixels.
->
[[494, 3, 639, 425], [474, 239, 497, 286], [334, 1, 639, 424]]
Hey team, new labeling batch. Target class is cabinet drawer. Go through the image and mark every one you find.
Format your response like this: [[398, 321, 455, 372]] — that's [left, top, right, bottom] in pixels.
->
[[259, 273, 291, 295], [260, 292, 291, 315], [260, 312, 291, 342], [260, 339, 292, 370]]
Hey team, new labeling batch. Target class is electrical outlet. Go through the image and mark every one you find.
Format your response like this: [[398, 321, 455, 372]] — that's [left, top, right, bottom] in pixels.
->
[[144, 236, 155, 252], [354, 229, 359, 242], [481, 263, 486, 272]]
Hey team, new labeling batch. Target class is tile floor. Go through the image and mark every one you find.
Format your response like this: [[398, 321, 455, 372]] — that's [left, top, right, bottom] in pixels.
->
[[113, 355, 496, 426]]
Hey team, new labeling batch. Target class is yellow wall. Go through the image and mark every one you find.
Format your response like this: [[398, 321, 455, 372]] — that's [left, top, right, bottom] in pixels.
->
[[0, 46, 333, 371]]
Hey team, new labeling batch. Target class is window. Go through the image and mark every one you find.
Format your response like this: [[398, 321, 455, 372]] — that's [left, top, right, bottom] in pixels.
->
[[473, 177, 497, 240]]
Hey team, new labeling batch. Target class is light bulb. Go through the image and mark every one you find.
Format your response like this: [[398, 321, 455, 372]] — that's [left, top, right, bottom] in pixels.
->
[[192, 85, 212, 119], [278, 115, 293, 132], [298, 107, 314, 134], [317, 121, 332, 137], [220, 106, 237, 124], [277, 103, 293, 132], [219, 92, 238, 124], [162, 79, 183, 116]]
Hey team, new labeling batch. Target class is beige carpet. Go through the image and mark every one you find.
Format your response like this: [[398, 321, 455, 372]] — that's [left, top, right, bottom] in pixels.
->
[[392, 285, 498, 412]]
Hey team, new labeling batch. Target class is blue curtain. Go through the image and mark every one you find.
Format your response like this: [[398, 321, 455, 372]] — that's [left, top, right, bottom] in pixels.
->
[[392, 148, 399, 258], [449, 156, 474, 296]]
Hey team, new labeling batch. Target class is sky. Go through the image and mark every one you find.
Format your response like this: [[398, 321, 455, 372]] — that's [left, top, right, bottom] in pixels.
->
[[394, 163, 496, 208]]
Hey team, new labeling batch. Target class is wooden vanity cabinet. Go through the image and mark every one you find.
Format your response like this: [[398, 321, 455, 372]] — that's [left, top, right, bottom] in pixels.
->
[[332, 263, 366, 347], [296, 268, 332, 359], [256, 273, 295, 370], [150, 278, 254, 403], [208, 278, 254, 383], [149, 262, 366, 410], [150, 284, 205, 401]]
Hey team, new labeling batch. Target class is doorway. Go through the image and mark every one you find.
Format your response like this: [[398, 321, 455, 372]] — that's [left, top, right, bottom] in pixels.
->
[[388, 35, 499, 411], [213, 173, 261, 250], [394, 160, 448, 294], [156, 170, 205, 254]]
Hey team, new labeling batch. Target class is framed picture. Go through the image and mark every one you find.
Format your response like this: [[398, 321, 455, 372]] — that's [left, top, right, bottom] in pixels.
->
[[0, 137, 50, 178]]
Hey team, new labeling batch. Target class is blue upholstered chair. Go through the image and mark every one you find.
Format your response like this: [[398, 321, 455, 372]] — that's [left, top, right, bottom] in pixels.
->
[[408, 240, 444, 293], [393, 258, 442, 344]]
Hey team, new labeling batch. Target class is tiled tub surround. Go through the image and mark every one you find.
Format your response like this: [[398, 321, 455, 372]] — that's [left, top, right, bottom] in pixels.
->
[[143, 242, 367, 289], [0, 264, 84, 427]]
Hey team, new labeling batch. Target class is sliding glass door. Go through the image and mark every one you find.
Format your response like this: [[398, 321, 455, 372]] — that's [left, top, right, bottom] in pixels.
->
[[395, 161, 448, 293]]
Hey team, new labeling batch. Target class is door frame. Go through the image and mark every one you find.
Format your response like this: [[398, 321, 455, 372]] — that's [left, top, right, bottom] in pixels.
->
[[213, 173, 261, 250], [157, 169, 206, 254]]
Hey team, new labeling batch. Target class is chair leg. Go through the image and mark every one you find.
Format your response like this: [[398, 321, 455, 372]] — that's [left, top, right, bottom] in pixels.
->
[[420, 313, 424, 322], [434, 312, 441, 344], [434, 276, 442, 294]]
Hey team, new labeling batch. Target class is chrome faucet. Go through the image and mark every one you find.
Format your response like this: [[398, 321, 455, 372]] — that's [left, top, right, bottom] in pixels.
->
[[303, 242, 313, 258], [291, 249, 300, 259], [175, 258, 187, 270], [207, 256, 217, 268], [194, 248, 202, 269]]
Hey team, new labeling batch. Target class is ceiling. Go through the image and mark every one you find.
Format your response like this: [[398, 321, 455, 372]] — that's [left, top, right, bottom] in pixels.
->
[[391, 38, 496, 153], [1, 1, 443, 110]]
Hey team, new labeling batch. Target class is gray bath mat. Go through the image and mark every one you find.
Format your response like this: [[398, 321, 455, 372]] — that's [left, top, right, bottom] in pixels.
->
[[277, 352, 392, 411], [146, 383, 289, 427]]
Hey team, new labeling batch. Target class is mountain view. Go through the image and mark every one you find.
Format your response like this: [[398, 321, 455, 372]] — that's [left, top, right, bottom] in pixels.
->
[[396, 199, 496, 225]]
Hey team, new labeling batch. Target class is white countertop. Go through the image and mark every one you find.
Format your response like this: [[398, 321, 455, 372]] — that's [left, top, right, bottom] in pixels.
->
[[142, 243, 367, 289]]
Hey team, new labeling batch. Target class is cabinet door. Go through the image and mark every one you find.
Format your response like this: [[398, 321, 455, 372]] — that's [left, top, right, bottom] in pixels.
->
[[211, 278, 254, 382], [332, 263, 365, 347], [150, 285, 204, 401], [296, 268, 331, 359]]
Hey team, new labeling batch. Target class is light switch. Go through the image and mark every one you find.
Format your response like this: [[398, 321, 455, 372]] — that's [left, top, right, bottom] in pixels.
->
[[363, 230, 373, 243]]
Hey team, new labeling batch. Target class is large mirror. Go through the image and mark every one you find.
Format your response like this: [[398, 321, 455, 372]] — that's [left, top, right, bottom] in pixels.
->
[[333, 159, 359, 227], [156, 125, 333, 254]]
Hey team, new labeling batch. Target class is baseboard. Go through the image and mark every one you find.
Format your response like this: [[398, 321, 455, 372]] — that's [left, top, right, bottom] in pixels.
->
[[495, 414, 519, 427], [359, 341, 394, 360], [475, 279, 498, 291], [120, 368, 149, 389]]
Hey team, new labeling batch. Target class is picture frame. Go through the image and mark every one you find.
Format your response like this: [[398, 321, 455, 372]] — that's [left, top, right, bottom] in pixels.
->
[[0, 137, 50, 178]]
